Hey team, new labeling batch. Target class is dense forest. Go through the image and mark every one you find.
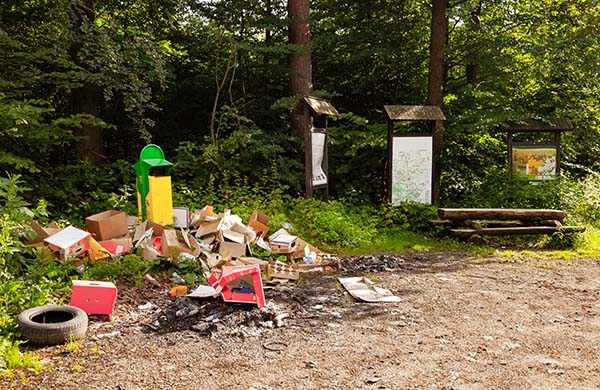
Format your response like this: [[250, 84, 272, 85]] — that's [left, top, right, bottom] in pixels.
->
[[2, 0, 600, 217]]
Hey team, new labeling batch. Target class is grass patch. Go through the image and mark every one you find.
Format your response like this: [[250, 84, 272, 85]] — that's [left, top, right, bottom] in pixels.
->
[[330, 227, 492, 255]]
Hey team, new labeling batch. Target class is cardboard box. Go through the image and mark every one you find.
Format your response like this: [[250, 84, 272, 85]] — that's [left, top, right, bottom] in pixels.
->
[[287, 237, 322, 260], [173, 207, 189, 228], [26, 221, 61, 247], [85, 210, 128, 241], [247, 210, 270, 238], [133, 220, 165, 244], [269, 228, 298, 254], [220, 228, 246, 244], [219, 241, 246, 260], [195, 217, 223, 238], [44, 226, 91, 261], [161, 229, 202, 258]]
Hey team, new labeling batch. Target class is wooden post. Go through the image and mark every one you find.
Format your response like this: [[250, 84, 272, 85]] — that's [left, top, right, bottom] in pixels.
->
[[507, 130, 513, 180], [387, 119, 394, 203], [304, 110, 313, 198]]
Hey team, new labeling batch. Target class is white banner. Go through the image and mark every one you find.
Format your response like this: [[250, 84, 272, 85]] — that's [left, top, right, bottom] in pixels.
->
[[311, 130, 327, 187]]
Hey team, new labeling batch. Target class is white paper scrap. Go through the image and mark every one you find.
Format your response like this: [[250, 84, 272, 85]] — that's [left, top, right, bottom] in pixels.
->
[[186, 285, 219, 298]]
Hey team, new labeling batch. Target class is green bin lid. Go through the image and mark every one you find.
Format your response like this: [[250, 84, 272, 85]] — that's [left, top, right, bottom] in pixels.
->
[[136, 144, 172, 168]]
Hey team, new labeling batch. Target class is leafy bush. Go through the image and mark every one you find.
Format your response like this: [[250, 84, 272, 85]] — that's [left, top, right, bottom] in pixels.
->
[[31, 160, 136, 222], [559, 172, 600, 226]]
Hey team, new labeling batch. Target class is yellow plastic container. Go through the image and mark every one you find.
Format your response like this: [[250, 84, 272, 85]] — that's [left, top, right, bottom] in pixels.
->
[[146, 176, 174, 225]]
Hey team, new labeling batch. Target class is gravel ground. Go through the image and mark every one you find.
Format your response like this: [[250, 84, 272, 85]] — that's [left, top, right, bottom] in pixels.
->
[[3, 250, 600, 389]]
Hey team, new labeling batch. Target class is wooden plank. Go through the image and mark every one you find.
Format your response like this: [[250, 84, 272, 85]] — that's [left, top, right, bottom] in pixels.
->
[[450, 225, 585, 238], [438, 208, 567, 221], [464, 220, 525, 229]]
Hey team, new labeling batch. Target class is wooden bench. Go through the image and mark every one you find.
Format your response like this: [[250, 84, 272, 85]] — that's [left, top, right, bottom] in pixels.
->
[[434, 208, 585, 238]]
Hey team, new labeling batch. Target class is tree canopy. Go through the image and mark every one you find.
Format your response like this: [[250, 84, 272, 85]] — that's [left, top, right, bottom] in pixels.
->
[[2, 0, 600, 210]]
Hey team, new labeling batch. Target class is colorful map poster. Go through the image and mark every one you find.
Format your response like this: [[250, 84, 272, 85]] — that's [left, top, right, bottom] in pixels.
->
[[512, 146, 557, 180], [391, 136, 433, 205]]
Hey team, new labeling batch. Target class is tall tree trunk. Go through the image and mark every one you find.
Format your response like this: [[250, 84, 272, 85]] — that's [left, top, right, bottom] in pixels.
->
[[466, 2, 482, 85], [69, 0, 104, 163], [427, 0, 448, 204], [288, 0, 312, 100], [288, 0, 313, 196]]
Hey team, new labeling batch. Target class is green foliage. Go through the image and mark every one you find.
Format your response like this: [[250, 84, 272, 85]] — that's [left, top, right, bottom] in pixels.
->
[[327, 113, 387, 203], [33, 160, 136, 222], [79, 254, 160, 286], [558, 172, 600, 226], [377, 201, 439, 232]]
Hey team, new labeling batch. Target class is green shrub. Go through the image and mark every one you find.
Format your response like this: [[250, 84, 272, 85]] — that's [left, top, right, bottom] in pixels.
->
[[559, 172, 600, 226]]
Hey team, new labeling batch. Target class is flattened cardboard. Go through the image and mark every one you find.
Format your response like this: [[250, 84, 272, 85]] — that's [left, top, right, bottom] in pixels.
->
[[88, 237, 111, 261], [230, 222, 256, 243], [85, 210, 128, 241], [140, 242, 162, 261], [238, 256, 268, 271], [338, 276, 401, 303]]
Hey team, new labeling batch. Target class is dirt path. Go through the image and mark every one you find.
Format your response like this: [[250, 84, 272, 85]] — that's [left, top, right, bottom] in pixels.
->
[[4, 251, 600, 389]]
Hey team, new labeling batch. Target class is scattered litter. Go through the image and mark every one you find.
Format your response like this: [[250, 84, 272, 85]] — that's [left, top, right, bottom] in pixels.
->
[[268, 260, 299, 281], [547, 369, 565, 375], [169, 285, 188, 297], [138, 302, 158, 310], [143, 274, 161, 286], [187, 285, 219, 298], [273, 313, 289, 328], [204, 314, 220, 322], [93, 331, 121, 339], [262, 341, 288, 352], [176, 305, 199, 318], [338, 277, 401, 303], [170, 272, 185, 284], [504, 341, 521, 350]]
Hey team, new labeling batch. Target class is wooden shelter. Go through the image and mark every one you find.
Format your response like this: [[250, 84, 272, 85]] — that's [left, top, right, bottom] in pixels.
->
[[384, 105, 445, 205], [500, 117, 574, 180]]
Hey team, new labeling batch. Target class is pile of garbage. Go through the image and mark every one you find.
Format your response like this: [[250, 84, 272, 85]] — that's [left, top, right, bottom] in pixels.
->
[[26, 206, 330, 310]]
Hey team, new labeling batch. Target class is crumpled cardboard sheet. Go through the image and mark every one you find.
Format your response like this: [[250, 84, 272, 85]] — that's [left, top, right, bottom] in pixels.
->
[[338, 276, 401, 303]]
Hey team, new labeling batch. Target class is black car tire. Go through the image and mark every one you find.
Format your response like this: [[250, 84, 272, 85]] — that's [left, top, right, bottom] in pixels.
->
[[17, 304, 88, 346]]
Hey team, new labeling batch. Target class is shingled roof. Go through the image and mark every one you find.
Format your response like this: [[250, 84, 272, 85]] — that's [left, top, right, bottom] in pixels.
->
[[384, 105, 446, 121], [501, 117, 574, 132]]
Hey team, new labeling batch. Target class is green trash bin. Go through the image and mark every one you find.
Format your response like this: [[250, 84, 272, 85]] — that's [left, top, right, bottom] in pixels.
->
[[132, 144, 173, 224]]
